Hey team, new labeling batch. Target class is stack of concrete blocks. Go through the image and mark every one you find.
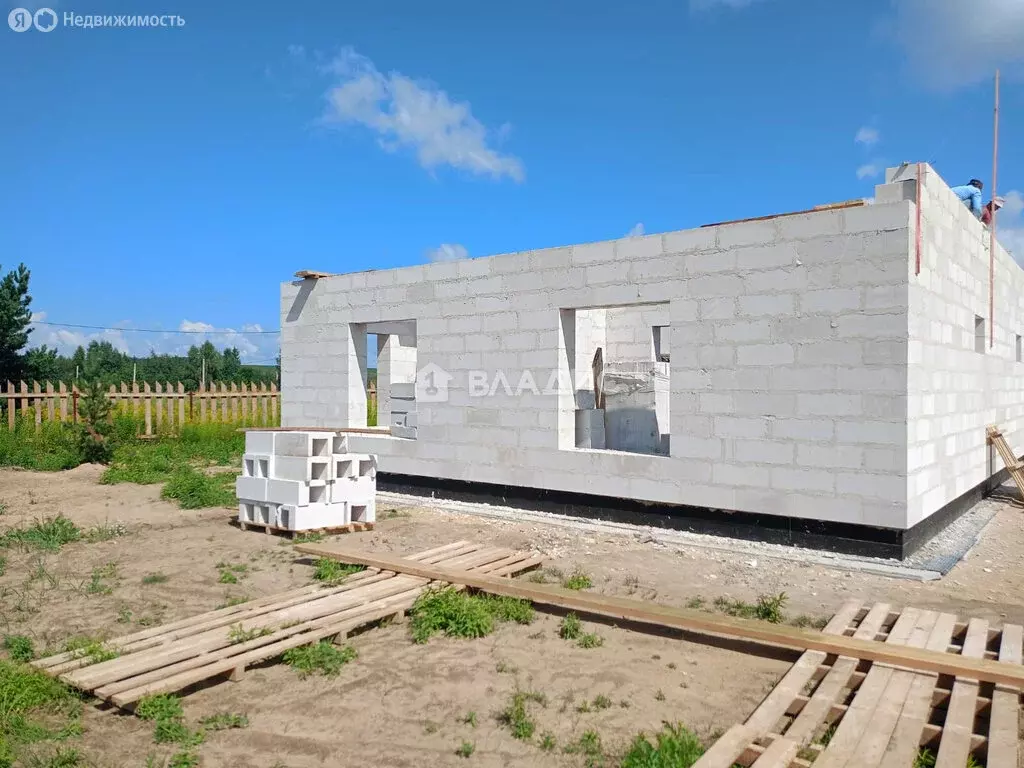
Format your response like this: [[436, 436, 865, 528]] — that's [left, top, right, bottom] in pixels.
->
[[235, 430, 378, 532], [388, 383, 417, 439], [602, 361, 671, 456]]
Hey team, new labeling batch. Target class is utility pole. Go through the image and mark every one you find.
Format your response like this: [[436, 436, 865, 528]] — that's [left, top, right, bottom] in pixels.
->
[[201, 358, 206, 390], [132, 363, 137, 385]]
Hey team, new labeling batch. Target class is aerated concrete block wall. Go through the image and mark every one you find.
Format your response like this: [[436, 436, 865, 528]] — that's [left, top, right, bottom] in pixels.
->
[[282, 196, 920, 531], [885, 164, 1024, 527]]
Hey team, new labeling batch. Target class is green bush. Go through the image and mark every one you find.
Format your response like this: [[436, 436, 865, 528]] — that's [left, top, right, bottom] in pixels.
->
[[282, 642, 357, 678], [160, 467, 235, 510], [621, 723, 706, 768], [2, 635, 34, 663], [0, 516, 81, 552], [0, 420, 82, 472]]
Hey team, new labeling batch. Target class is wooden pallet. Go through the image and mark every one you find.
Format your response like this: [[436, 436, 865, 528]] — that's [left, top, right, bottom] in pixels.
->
[[693, 601, 1022, 767], [31, 541, 541, 709], [237, 519, 375, 538], [987, 425, 1024, 499]]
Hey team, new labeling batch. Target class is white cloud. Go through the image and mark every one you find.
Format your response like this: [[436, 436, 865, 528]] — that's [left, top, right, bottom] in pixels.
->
[[887, 0, 1024, 88], [626, 222, 645, 238], [857, 163, 882, 180], [319, 47, 524, 181], [855, 126, 880, 146], [27, 317, 278, 363], [426, 243, 469, 262]]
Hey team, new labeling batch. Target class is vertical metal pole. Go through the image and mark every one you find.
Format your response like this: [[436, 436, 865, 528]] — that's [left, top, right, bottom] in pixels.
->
[[989, 69, 1000, 348]]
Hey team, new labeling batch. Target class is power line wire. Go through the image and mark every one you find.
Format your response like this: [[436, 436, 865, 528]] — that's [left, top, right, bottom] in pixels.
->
[[32, 321, 280, 335]]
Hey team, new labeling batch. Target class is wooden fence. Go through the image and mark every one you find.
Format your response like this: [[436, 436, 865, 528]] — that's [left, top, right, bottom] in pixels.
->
[[1, 381, 280, 436]]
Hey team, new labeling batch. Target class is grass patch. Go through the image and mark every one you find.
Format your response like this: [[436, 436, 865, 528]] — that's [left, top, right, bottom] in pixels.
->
[[559, 613, 582, 640], [564, 730, 604, 764], [218, 594, 248, 608], [227, 624, 273, 644], [539, 732, 556, 751], [216, 562, 247, 584], [0, 517, 80, 553], [685, 597, 706, 610], [913, 748, 935, 768], [312, 558, 365, 585], [160, 467, 235, 510], [3, 635, 34, 663], [562, 567, 593, 591], [282, 641, 357, 678], [577, 632, 604, 649], [0, 420, 83, 472], [621, 722, 706, 768], [0, 556, 5, 577], [198, 712, 249, 731], [409, 587, 533, 644], [85, 563, 118, 595], [62, 637, 118, 665], [153, 719, 204, 747], [455, 741, 475, 758], [497, 690, 545, 741], [291, 532, 324, 544], [712, 592, 788, 624], [141, 572, 168, 585], [136, 695, 184, 722], [0, 660, 82, 767], [83, 521, 128, 542], [100, 424, 244, 487], [462, 711, 477, 727]]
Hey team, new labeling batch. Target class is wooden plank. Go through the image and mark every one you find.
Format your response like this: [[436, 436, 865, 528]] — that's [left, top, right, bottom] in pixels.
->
[[784, 602, 893, 744], [5, 381, 13, 430], [812, 608, 924, 768], [45, 382, 55, 422], [143, 382, 152, 436], [177, 382, 185, 427], [59, 382, 68, 423], [294, 270, 333, 280], [700, 200, 865, 229], [935, 618, 989, 768], [199, 382, 207, 423], [33, 381, 41, 432], [877, 613, 958, 768], [270, 382, 278, 425], [220, 382, 229, 422], [987, 624, 1022, 768], [693, 724, 759, 767], [296, 545, 1024, 688], [751, 737, 800, 767], [240, 382, 249, 424], [841, 610, 940, 766], [744, 600, 864, 736], [230, 382, 239, 423], [20, 380, 28, 419]]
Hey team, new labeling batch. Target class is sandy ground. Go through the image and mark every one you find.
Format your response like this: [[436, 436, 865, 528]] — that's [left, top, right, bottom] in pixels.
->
[[1, 464, 1022, 767]]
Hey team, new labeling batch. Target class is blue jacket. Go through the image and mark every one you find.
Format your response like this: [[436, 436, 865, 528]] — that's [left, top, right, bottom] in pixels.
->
[[952, 185, 983, 218]]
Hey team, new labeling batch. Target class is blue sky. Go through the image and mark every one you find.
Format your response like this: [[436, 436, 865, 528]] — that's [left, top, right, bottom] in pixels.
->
[[2, 0, 1023, 364]]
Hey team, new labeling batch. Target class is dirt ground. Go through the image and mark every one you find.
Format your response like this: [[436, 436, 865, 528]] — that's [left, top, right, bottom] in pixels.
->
[[2, 464, 1023, 767]]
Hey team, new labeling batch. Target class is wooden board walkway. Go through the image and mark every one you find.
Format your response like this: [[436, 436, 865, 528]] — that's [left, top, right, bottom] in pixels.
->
[[31, 541, 541, 709], [692, 601, 1022, 768]]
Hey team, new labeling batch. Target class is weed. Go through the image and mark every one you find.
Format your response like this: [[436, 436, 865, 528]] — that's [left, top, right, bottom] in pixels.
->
[[913, 749, 936, 768], [577, 632, 603, 649], [154, 719, 204, 747], [0, 556, 5, 577], [291, 532, 324, 544], [218, 594, 249, 608], [4, 634, 34, 662], [592, 694, 612, 710], [312, 558, 365, 585], [86, 563, 118, 595], [168, 752, 199, 768], [84, 521, 128, 542], [455, 741, 475, 758], [463, 711, 477, 727], [136, 694, 184, 722], [199, 712, 249, 731], [685, 597, 706, 610], [424, 722, 439, 734], [562, 567, 593, 591], [654, 689, 666, 702], [0, 660, 81, 766], [667, 662, 677, 670], [137, 615, 156, 627], [620, 700, 631, 708], [161, 467, 236, 510], [576, 700, 592, 713], [217, 570, 238, 584], [498, 691, 537, 741], [227, 624, 273, 644], [116, 606, 132, 623], [282, 641, 357, 678], [496, 660, 517, 674], [755, 592, 788, 624], [142, 572, 168, 585], [539, 732, 556, 751], [410, 587, 529, 643], [63, 637, 118, 665], [0, 517, 80, 552], [559, 613, 582, 640], [380, 509, 411, 520], [621, 722, 706, 768], [564, 730, 603, 764], [816, 722, 837, 747], [0, 503, 5, 515]]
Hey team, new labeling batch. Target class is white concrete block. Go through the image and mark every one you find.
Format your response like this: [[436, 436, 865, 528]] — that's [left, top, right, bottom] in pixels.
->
[[277, 502, 350, 531], [349, 499, 376, 524], [242, 454, 271, 478], [392, 425, 418, 439], [330, 476, 375, 504], [236, 476, 268, 502], [244, 431, 275, 455], [266, 478, 329, 507], [273, 455, 331, 483], [274, 432, 331, 458]]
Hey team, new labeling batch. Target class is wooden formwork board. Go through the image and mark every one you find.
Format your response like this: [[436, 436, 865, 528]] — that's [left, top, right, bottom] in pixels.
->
[[31, 541, 541, 709], [693, 601, 1022, 768], [987, 425, 1024, 499], [237, 520, 375, 538]]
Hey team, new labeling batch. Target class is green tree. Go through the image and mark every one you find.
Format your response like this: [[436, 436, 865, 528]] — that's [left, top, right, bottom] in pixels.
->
[[25, 345, 60, 381], [78, 379, 113, 463], [221, 347, 241, 381], [0, 263, 32, 382]]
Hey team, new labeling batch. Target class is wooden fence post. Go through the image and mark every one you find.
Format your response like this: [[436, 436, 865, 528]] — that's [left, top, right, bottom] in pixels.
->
[[240, 382, 249, 424], [177, 382, 185, 428], [58, 382, 68, 423], [143, 382, 152, 436], [220, 382, 229, 422], [164, 382, 173, 429], [4, 381, 13, 430], [270, 382, 278, 425], [45, 382, 55, 423], [20, 381, 29, 426], [198, 381, 206, 423]]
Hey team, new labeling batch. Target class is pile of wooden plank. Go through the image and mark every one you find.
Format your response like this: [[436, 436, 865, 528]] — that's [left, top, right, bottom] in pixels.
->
[[31, 541, 540, 708]]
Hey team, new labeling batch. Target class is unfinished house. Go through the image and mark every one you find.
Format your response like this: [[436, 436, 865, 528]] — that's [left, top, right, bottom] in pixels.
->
[[281, 165, 1024, 558]]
